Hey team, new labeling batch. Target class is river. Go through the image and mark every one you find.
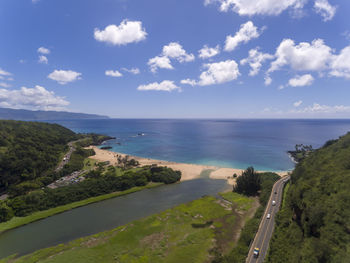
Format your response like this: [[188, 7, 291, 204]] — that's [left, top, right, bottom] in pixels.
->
[[0, 176, 229, 259]]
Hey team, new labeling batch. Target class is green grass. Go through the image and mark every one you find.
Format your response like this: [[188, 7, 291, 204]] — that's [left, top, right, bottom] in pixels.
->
[[1, 193, 253, 263], [219, 191, 254, 211], [82, 158, 98, 171], [0, 183, 162, 234]]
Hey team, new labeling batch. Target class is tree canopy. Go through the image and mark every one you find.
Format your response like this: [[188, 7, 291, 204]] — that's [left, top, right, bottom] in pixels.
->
[[267, 132, 350, 263]]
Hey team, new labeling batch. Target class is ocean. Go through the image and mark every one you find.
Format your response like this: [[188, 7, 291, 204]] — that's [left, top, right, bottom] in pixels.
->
[[52, 119, 350, 172]]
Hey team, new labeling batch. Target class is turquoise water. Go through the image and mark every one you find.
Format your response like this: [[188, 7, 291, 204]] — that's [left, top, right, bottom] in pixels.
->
[[52, 119, 350, 171]]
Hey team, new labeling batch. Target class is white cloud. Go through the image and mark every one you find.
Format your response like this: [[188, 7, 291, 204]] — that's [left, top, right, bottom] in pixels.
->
[[162, 42, 195, 62], [0, 82, 11, 88], [0, 85, 69, 111], [32, 0, 40, 3], [48, 70, 82, 85], [37, 47, 50, 55], [278, 85, 285, 90], [122, 67, 140, 74], [314, 0, 336, 21], [196, 60, 240, 86], [330, 46, 350, 79], [294, 103, 350, 114], [137, 80, 181, 92], [181, 79, 197, 86], [268, 39, 333, 73], [198, 45, 220, 59], [94, 20, 147, 46], [240, 48, 274, 76], [148, 42, 194, 73], [0, 68, 12, 76], [288, 74, 314, 87], [105, 70, 123, 77], [38, 55, 48, 64], [204, 0, 305, 16], [148, 56, 173, 73], [225, 21, 261, 52], [293, 100, 303, 107], [264, 75, 272, 86]]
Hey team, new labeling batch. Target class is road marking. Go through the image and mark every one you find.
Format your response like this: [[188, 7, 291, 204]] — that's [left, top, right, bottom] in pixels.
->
[[246, 177, 288, 263]]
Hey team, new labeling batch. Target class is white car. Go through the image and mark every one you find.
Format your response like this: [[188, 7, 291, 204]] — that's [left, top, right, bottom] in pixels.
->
[[272, 200, 276, 206], [267, 213, 271, 219]]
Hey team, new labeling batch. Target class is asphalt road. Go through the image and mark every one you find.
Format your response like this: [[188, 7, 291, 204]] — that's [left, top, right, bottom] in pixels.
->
[[246, 175, 290, 263]]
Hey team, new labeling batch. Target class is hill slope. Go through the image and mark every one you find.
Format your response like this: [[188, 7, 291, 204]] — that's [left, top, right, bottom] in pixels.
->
[[0, 108, 109, 121], [267, 133, 350, 262], [0, 120, 78, 192]]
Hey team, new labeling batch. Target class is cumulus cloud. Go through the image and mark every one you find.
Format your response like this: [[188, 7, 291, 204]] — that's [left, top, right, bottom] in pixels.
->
[[240, 48, 274, 76], [0, 85, 69, 110], [37, 47, 50, 55], [198, 45, 220, 59], [268, 39, 333, 73], [0, 68, 12, 76], [94, 20, 147, 46], [184, 60, 240, 86], [38, 55, 48, 64], [288, 74, 314, 87], [122, 67, 140, 74], [293, 100, 303, 107], [162, 42, 195, 62], [225, 21, 261, 52], [267, 38, 350, 81], [264, 75, 272, 85], [330, 46, 350, 79], [0, 82, 11, 88], [314, 0, 337, 21], [148, 56, 173, 73], [105, 70, 123, 77], [181, 79, 197, 86], [137, 80, 181, 92], [204, 0, 305, 16], [148, 42, 194, 72], [48, 70, 82, 85]]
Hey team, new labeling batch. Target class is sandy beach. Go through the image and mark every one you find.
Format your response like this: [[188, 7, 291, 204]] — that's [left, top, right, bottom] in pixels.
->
[[87, 146, 289, 185]]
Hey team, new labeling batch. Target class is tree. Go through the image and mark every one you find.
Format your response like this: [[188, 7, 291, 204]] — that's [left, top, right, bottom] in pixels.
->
[[233, 167, 260, 196]]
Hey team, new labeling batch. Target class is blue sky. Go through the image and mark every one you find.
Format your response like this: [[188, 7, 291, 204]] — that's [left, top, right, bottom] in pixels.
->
[[0, 0, 350, 118]]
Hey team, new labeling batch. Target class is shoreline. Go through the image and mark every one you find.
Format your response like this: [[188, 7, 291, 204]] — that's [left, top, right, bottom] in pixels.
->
[[88, 146, 290, 185]]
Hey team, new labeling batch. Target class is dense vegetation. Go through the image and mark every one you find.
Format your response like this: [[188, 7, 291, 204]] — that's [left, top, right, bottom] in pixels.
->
[[267, 133, 350, 263], [287, 144, 314, 163], [0, 107, 109, 121], [0, 166, 181, 222], [214, 170, 280, 263], [0, 120, 77, 193]]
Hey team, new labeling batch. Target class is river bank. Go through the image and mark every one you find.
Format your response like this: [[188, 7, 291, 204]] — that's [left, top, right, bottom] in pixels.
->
[[88, 146, 289, 185], [0, 184, 163, 234], [0, 192, 257, 263]]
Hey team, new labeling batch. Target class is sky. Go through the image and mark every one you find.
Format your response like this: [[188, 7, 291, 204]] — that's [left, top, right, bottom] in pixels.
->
[[0, 0, 350, 118]]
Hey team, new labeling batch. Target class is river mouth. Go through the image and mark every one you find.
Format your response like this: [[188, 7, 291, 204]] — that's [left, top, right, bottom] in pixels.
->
[[0, 177, 229, 259]]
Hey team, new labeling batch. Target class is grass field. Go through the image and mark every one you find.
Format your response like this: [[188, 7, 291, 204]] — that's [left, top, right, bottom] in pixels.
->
[[0, 183, 162, 234], [1, 193, 256, 263], [219, 192, 254, 211]]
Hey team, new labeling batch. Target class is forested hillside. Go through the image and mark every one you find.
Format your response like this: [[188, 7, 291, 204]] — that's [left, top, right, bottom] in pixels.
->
[[267, 133, 350, 263], [0, 120, 78, 192], [0, 107, 109, 120]]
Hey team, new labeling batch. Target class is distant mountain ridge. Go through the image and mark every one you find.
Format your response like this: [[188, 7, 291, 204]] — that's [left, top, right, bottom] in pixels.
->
[[0, 108, 109, 120]]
